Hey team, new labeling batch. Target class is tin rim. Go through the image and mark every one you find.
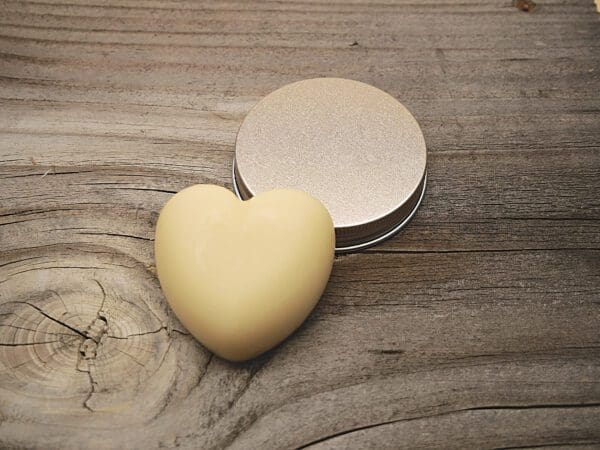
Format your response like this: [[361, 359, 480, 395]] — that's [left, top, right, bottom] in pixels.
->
[[231, 159, 426, 253]]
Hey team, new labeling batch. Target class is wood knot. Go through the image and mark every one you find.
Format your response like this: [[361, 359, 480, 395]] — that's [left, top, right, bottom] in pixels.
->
[[0, 248, 188, 426], [85, 314, 109, 344], [80, 338, 99, 360], [514, 0, 536, 12]]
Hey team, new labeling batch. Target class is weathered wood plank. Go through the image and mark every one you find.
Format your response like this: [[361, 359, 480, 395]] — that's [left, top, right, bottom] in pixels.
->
[[1, 248, 598, 448], [1, 148, 598, 261], [0, 0, 599, 448]]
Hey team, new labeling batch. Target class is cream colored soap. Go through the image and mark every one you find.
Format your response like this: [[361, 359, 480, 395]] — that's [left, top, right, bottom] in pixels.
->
[[155, 185, 335, 362]]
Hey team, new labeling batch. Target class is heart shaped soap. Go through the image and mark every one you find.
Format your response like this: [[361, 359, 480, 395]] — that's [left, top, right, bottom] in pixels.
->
[[154, 185, 335, 361]]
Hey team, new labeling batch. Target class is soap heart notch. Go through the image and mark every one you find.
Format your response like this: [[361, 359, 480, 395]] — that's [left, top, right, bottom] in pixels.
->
[[154, 184, 335, 362]]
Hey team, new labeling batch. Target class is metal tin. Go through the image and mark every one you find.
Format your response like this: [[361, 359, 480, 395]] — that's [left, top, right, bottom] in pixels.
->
[[233, 78, 427, 253]]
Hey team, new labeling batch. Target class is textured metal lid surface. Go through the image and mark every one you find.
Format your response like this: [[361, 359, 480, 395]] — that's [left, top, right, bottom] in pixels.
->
[[233, 78, 427, 252]]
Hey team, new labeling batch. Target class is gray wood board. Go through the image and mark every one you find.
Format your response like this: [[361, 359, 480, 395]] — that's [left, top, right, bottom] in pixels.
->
[[1, 1, 599, 448]]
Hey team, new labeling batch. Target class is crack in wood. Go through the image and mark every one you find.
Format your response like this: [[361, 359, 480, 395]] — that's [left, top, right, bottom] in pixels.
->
[[0, 256, 46, 268], [74, 281, 111, 412], [1, 169, 96, 179], [0, 340, 59, 346], [103, 186, 177, 194], [297, 403, 600, 449], [106, 326, 167, 339], [495, 441, 600, 449], [170, 329, 190, 336], [370, 349, 406, 355], [365, 247, 600, 255], [21, 302, 91, 340], [93, 279, 106, 316], [78, 231, 154, 242], [82, 368, 96, 413]]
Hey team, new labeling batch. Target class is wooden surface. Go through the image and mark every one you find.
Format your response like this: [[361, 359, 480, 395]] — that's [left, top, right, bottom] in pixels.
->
[[1, 1, 599, 448]]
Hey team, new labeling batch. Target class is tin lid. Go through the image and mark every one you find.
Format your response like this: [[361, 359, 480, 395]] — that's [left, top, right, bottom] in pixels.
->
[[233, 78, 427, 253]]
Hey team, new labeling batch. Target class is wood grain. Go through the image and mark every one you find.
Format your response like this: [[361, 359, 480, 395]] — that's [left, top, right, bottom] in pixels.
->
[[1, 1, 599, 449]]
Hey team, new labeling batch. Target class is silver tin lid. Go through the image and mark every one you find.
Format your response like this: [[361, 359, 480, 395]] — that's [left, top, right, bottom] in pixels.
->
[[233, 78, 427, 253]]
